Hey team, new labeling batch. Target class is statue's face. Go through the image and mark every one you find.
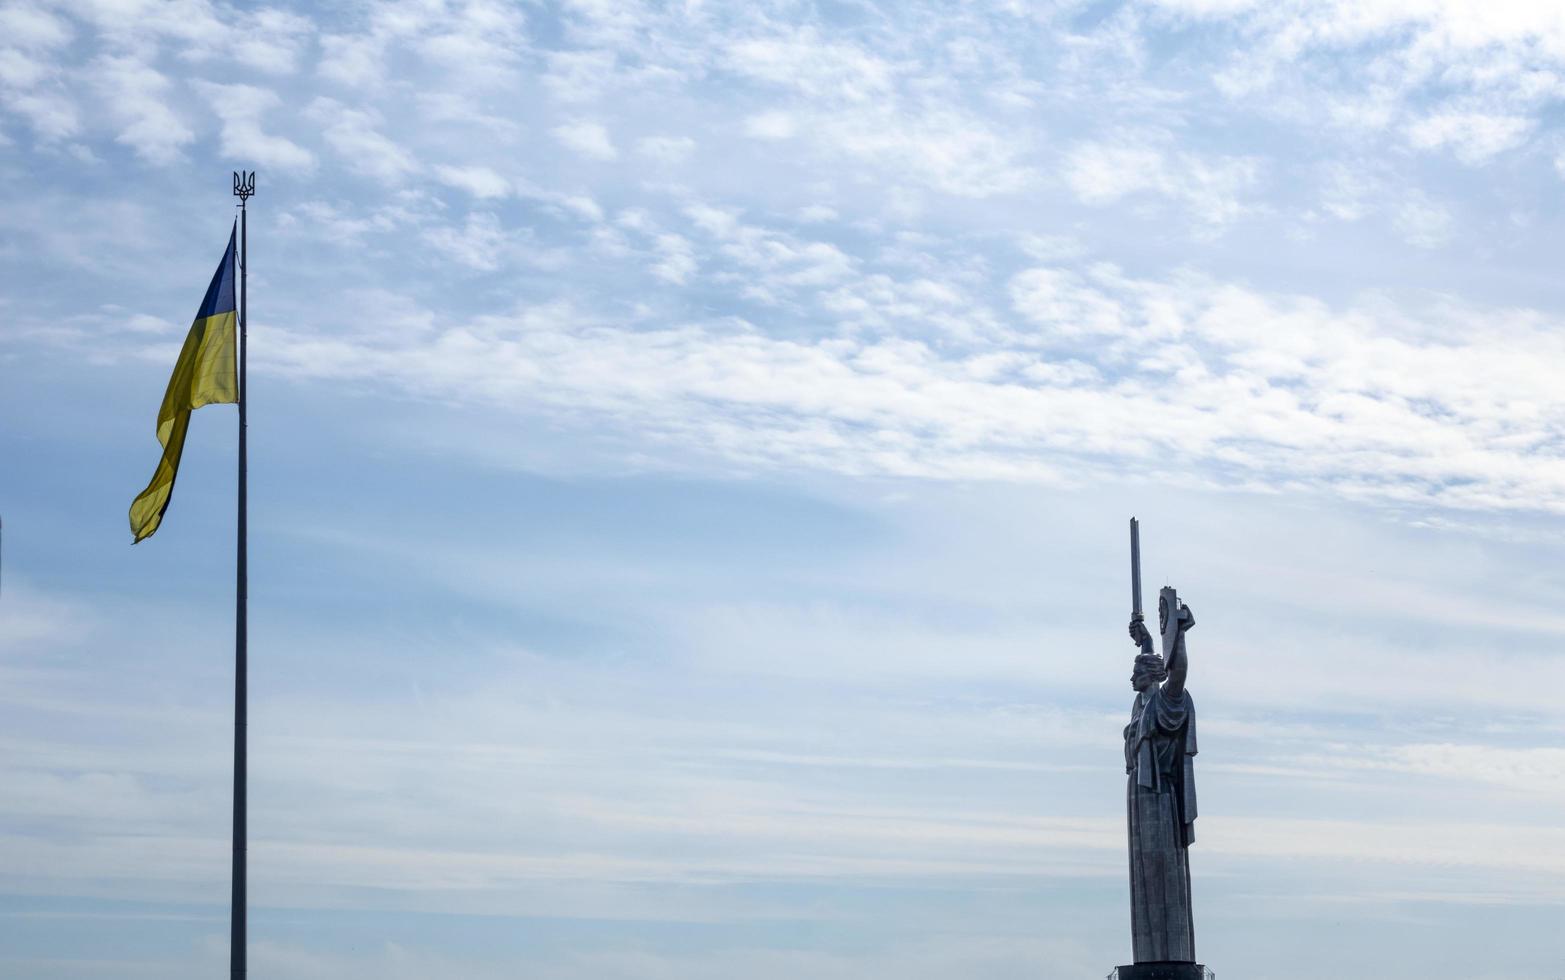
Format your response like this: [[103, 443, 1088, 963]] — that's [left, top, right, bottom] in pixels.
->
[[1131, 671, 1156, 692]]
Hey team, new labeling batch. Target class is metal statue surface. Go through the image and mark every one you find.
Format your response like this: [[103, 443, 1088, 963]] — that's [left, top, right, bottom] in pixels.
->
[[1124, 519, 1199, 965]]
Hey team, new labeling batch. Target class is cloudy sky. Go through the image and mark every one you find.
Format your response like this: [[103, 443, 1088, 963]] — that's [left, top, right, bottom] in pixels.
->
[[4, 0, 1565, 977]]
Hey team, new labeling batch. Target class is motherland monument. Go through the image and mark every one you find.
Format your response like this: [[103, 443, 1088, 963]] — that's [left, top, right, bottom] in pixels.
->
[[1113, 519, 1210, 980]]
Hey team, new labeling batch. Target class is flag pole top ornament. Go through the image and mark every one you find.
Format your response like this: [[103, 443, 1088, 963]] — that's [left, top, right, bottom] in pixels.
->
[[232, 170, 256, 202]]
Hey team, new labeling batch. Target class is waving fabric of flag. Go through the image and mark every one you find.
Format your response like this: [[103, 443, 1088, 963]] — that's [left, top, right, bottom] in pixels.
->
[[128, 225, 239, 542]]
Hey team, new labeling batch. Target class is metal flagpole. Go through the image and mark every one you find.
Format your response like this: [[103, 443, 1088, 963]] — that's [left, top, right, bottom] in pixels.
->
[[231, 169, 254, 980]]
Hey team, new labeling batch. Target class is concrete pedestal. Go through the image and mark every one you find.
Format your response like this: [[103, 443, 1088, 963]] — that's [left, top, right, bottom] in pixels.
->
[[1113, 963, 1207, 980]]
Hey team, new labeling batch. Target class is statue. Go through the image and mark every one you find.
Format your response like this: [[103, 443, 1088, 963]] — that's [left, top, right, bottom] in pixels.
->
[[1115, 519, 1206, 980]]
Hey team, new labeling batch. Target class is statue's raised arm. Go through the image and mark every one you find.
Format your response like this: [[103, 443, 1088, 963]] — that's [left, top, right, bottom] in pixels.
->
[[1161, 596, 1194, 700]]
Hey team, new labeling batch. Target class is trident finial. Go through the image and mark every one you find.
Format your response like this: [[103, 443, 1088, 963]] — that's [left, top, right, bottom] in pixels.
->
[[232, 170, 256, 202]]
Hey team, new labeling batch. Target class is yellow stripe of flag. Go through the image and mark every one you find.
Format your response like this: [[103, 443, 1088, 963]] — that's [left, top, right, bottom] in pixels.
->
[[129, 225, 239, 542]]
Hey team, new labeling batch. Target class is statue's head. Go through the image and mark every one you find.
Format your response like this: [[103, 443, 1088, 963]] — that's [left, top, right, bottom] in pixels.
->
[[1131, 652, 1167, 691]]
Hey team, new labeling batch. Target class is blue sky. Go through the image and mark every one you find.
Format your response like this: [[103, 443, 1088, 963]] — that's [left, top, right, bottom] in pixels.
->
[[4, 0, 1565, 977]]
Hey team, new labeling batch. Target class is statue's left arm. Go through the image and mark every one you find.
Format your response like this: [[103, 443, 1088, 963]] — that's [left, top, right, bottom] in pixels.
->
[[1162, 603, 1194, 699]]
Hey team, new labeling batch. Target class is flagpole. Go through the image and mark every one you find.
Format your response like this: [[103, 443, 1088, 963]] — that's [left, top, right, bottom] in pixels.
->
[[231, 169, 254, 980]]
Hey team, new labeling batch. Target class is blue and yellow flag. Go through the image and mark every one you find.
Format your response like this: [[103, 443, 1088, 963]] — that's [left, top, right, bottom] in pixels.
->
[[129, 226, 239, 542]]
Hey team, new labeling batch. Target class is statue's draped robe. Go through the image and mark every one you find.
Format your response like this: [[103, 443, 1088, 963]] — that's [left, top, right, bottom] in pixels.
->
[[1125, 685, 1198, 963]]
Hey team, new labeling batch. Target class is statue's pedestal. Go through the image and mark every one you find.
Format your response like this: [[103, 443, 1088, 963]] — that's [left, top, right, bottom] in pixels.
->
[[1113, 963, 1207, 980]]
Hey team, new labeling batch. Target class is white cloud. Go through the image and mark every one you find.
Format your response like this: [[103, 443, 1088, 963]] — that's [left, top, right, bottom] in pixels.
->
[[1406, 110, 1533, 164], [797, 106, 1035, 198], [91, 55, 193, 166], [635, 134, 695, 163], [557, 194, 603, 223], [315, 1, 485, 90], [1152, 0, 1565, 165], [0, 6, 77, 142], [720, 23, 1036, 198], [742, 110, 796, 141], [55, 0, 225, 55], [1008, 268, 1128, 338], [650, 232, 696, 284], [317, 31, 389, 88], [306, 97, 416, 180], [683, 209, 857, 300], [423, 212, 507, 271], [0, 5, 73, 50], [413, 91, 524, 140], [1065, 141, 1159, 205], [432, 164, 510, 199], [684, 203, 740, 238], [232, 238, 1565, 515], [552, 119, 617, 161], [544, 49, 617, 102], [1064, 137, 1260, 228], [0, 46, 49, 89], [417, 5, 527, 92], [1152, 0, 1265, 14], [230, 8, 314, 75], [1393, 190, 1454, 248], [1318, 162, 1379, 221], [198, 83, 315, 173], [1315, 164, 1461, 246], [725, 30, 895, 103], [2, 86, 79, 141], [278, 197, 435, 247], [0, 585, 92, 650], [121, 313, 172, 333]]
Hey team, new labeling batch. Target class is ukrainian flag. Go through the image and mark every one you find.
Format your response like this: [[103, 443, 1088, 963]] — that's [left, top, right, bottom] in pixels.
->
[[129, 225, 239, 542]]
